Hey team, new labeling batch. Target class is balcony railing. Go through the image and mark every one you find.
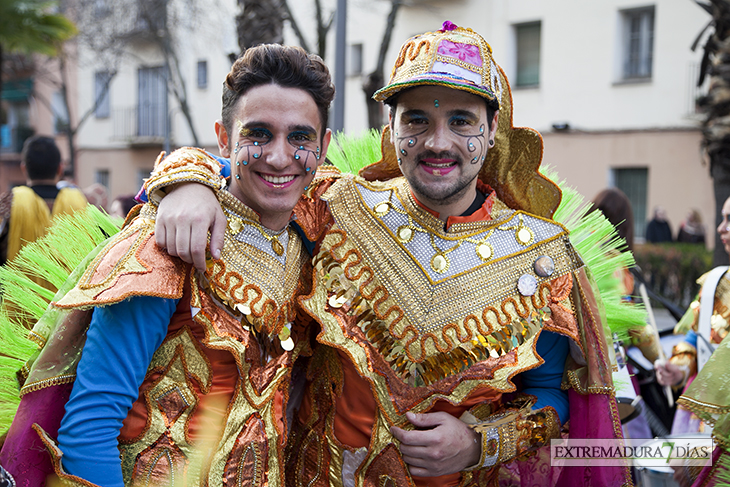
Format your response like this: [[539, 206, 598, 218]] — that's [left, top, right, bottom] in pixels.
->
[[112, 105, 167, 144]]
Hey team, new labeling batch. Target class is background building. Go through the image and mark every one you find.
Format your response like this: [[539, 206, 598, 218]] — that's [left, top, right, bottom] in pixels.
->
[[334, 0, 712, 246], [1, 0, 713, 248]]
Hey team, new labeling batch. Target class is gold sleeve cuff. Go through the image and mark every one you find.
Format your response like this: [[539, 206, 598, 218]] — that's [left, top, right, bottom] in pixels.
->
[[461, 397, 560, 470], [670, 342, 697, 372], [669, 342, 696, 388], [144, 147, 225, 206]]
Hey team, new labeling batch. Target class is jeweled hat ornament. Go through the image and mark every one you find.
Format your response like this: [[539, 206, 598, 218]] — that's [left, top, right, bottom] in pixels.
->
[[373, 20, 502, 109]]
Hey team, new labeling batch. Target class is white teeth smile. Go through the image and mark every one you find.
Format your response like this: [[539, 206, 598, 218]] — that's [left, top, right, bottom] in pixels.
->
[[262, 174, 295, 185], [422, 161, 455, 167]]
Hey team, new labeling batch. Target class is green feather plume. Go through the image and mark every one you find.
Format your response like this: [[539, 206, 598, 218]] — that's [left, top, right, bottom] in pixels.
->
[[326, 129, 382, 173], [0, 205, 120, 432], [543, 165, 646, 339]]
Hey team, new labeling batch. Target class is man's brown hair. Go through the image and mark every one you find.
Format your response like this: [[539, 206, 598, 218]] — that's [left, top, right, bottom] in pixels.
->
[[221, 44, 335, 143]]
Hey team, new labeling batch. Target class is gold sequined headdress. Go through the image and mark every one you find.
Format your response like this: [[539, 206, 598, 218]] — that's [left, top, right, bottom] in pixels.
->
[[363, 21, 562, 218], [374, 21, 500, 106]]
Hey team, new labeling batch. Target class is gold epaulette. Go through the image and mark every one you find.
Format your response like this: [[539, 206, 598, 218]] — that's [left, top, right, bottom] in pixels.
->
[[54, 204, 187, 309], [144, 147, 225, 206]]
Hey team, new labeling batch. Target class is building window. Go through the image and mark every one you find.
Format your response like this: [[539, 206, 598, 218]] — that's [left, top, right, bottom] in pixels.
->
[[613, 167, 648, 240], [137, 66, 167, 137], [197, 60, 207, 89], [621, 7, 654, 80], [515, 21, 541, 87], [94, 71, 112, 119], [349, 43, 363, 76], [52, 91, 69, 133], [96, 169, 110, 190]]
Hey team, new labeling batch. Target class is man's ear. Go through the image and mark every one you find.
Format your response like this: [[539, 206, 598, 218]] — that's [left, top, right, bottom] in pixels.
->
[[215, 120, 230, 157], [489, 111, 499, 141]]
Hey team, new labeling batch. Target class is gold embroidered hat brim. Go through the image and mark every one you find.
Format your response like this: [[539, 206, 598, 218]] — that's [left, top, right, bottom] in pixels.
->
[[373, 76, 498, 106]]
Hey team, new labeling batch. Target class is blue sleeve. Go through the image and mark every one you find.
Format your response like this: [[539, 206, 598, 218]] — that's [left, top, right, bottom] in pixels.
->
[[212, 153, 231, 179], [684, 329, 698, 348], [519, 330, 570, 424], [57, 296, 178, 487]]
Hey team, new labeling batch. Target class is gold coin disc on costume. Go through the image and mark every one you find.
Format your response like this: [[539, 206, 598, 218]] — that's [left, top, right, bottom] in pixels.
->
[[516, 227, 534, 246], [486, 438, 498, 456], [476, 242, 494, 261], [431, 254, 449, 273], [328, 294, 348, 308], [281, 337, 294, 351], [374, 203, 390, 216], [271, 239, 284, 256], [397, 226, 414, 243], [228, 219, 244, 234], [235, 303, 251, 315]]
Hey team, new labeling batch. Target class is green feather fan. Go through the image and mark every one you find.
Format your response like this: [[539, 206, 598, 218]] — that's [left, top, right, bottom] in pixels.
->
[[0, 206, 120, 432]]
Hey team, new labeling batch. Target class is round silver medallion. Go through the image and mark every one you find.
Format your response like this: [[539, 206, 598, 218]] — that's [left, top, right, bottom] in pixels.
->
[[517, 274, 538, 296], [533, 255, 555, 277]]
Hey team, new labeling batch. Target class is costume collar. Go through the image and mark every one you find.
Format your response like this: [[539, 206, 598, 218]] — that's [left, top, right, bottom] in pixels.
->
[[29, 184, 60, 200], [409, 179, 495, 228]]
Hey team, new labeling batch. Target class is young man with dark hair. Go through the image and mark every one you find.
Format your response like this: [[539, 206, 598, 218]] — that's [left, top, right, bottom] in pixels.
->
[[0, 44, 333, 487]]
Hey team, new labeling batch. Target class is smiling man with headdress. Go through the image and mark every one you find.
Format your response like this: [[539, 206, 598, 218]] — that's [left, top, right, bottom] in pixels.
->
[[148, 22, 630, 487]]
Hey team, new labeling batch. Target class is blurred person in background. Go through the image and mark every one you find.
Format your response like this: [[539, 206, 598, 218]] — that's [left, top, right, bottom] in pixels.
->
[[646, 206, 673, 243], [676, 209, 706, 245], [589, 188, 667, 438], [656, 196, 730, 436], [0, 135, 87, 266], [653, 198, 730, 487], [83, 182, 109, 212], [109, 194, 138, 219], [0, 135, 88, 331]]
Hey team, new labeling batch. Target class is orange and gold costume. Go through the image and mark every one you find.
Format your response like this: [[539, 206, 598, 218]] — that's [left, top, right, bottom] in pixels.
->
[[282, 173, 628, 487], [2, 149, 314, 486]]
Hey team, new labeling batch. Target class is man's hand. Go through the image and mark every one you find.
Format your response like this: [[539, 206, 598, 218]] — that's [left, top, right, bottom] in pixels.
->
[[654, 359, 686, 387], [390, 411, 480, 477], [154, 183, 226, 271]]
